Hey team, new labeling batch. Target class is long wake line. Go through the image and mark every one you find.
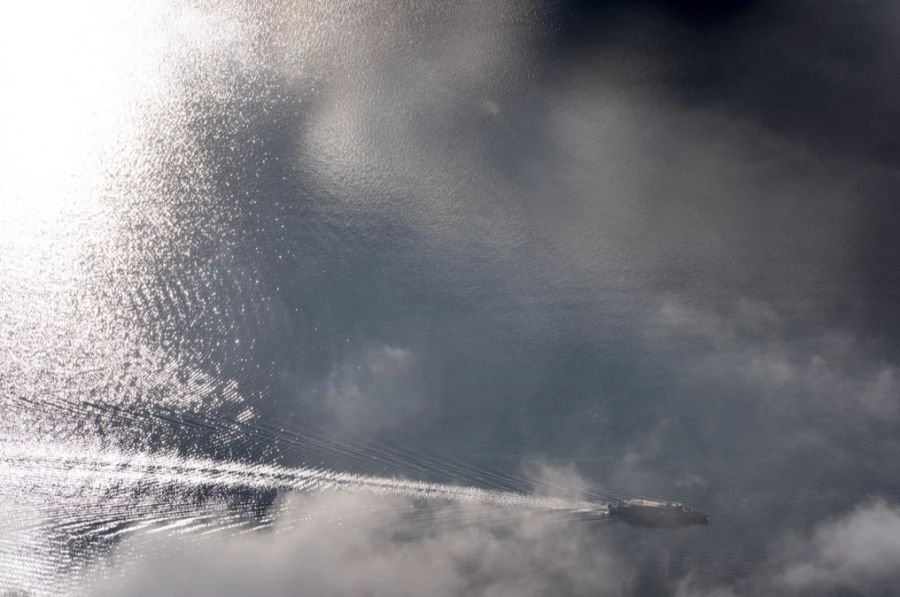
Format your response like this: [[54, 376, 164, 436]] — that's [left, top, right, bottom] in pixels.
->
[[0, 443, 608, 516]]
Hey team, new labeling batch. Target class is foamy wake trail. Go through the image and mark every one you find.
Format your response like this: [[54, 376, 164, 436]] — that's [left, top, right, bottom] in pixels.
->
[[0, 443, 605, 514], [0, 442, 610, 596]]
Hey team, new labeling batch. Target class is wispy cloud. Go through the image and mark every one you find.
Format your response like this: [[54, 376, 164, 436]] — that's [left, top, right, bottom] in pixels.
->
[[677, 499, 900, 596], [85, 490, 634, 597]]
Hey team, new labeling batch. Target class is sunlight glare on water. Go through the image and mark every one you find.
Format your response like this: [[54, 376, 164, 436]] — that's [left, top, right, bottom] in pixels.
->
[[0, 0, 257, 449], [0, 3, 270, 592], [0, 3, 589, 594]]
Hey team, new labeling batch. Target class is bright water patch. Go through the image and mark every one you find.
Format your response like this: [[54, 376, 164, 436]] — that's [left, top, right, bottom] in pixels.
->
[[0, 442, 607, 596]]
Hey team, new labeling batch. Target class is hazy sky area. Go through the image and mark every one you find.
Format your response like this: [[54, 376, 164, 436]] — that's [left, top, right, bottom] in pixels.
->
[[2, 0, 900, 595]]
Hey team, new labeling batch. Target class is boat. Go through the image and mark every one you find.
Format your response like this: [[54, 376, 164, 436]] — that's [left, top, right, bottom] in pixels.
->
[[608, 498, 708, 528]]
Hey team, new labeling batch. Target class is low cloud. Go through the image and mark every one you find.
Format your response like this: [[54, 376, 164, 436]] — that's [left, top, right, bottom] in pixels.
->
[[520, 461, 592, 503], [323, 345, 428, 439], [772, 500, 900, 595], [85, 489, 635, 597], [656, 296, 900, 423], [677, 500, 900, 597]]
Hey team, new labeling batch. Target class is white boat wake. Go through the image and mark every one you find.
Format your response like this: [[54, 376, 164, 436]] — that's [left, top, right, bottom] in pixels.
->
[[1, 442, 605, 513], [0, 441, 609, 596]]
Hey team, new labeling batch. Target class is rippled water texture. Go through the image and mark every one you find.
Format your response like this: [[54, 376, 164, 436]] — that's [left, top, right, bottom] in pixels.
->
[[1, 3, 612, 593], [3, 1, 900, 595]]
